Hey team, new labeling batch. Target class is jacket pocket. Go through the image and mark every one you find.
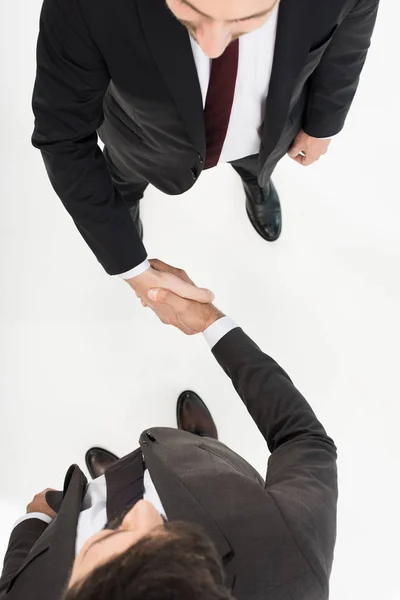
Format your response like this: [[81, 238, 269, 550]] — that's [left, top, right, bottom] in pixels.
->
[[200, 444, 264, 482], [104, 93, 143, 142], [296, 26, 339, 91], [308, 25, 338, 57]]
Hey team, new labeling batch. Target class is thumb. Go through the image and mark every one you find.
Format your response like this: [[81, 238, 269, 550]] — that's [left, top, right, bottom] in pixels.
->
[[288, 142, 303, 159], [157, 271, 214, 304], [148, 288, 187, 310]]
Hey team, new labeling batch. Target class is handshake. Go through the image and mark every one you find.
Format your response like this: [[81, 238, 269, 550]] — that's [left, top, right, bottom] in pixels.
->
[[126, 259, 224, 335]]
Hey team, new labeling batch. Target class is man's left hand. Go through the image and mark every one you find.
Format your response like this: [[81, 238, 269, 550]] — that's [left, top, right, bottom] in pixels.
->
[[26, 489, 57, 519], [288, 129, 331, 166]]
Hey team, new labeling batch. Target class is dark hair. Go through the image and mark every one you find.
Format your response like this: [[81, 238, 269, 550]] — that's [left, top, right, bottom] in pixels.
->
[[63, 521, 235, 600]]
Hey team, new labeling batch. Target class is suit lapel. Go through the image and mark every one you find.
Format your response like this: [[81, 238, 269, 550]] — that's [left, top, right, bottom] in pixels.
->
[[136, 0, 313, 165], [47, 466, 87, 588], [7, 466, 87, 596], [261, 0, 314, 159], [143, 446, 235, 589], [136, 0, 205, 156]]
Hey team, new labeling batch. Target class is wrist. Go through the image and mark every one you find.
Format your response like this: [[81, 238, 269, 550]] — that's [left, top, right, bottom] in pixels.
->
[[26, 509, 54, 518], [126, 267, 154, 291], [203, 306, 225, 332]]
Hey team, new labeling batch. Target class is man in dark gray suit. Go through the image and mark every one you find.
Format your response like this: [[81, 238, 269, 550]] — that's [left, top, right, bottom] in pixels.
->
[[0, 263, 338, 600]]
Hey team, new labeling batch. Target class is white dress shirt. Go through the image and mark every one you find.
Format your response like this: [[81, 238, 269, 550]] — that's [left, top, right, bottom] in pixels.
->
[[14, 317, 238, 554], [74, 468, 168, 555], [118, 11, 279, 280], [190, 10, 279, 163], [118, 9, 333, 280]]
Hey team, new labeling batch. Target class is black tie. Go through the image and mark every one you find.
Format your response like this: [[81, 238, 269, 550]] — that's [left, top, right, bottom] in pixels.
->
[[105, 448, 145, 520], [204, 40, 240, 169]]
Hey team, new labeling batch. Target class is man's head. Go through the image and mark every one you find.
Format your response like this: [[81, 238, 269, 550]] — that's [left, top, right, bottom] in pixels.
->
[[165, 0, 280, 58], [64, 499, 234, 600]]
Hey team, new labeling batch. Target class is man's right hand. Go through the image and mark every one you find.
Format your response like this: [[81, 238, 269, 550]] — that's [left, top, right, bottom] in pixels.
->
[[147, 287, 224, 334], [135, 259, 224, 335], [126, 260, 215, 333]]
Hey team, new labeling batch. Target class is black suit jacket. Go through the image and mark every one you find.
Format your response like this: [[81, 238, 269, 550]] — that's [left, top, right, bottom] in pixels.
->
[[31, 0, 379, 275], [0, 328, 338, 600]]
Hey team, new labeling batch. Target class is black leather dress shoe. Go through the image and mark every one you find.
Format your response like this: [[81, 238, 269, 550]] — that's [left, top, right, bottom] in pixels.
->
[[243, 179, 282, 242], [129, 202, 143, 240], [85, 447, 119, 479], [177, 391, 218, 440]]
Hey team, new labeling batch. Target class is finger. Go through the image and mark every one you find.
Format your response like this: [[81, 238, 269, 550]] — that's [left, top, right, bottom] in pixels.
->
[[145, 301, 194, 335], [178, 324, 197, 336], [149, 259, 195, 286], [147, 291, 200, 335], [301, 154, 316, 167], [157, 272, 213, 303], [141, 300, 148, 307], [169, 317, 197, 336], [291, 152, 315, 166], [287, 145, 303, 159], [148, 288, 190, 311], [149, 258, 177, 274], [176, 314, 198, 336], [168, 321, 197, 336]]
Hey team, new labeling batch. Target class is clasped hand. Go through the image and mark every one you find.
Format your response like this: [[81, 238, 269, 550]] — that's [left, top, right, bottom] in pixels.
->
[[127, 259, 223, 335]]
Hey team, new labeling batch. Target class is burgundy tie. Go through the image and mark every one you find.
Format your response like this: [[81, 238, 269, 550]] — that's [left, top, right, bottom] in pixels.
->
[[204, 40, 239, 170]]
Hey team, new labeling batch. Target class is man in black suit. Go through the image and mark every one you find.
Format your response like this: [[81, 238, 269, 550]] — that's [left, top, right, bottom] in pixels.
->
[[32, 0, 379, 324], [0, 263, 338, 600]]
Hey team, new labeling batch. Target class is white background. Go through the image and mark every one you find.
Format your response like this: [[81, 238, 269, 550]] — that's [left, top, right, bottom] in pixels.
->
[[0, 2, 399, 599]]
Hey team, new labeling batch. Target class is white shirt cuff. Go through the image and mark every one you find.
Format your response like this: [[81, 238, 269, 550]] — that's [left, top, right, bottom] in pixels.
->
[[13, 513, 53, 530], [315, 134, 337, 140], [116, 259, 151, 280], [203, 316, 237, 349]]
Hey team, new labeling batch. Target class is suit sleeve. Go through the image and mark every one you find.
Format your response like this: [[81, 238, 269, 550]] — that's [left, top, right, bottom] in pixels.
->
[[0, 519, 48, 593], [212, 328, 338, 593], [32, 0, 147, 275], [304, 0, 380, 138]]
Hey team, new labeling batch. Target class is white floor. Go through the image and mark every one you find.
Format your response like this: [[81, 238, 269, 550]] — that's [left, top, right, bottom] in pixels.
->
[[1, 2, 399, 599]]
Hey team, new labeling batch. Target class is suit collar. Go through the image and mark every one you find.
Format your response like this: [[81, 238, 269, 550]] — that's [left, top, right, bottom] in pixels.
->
[[46, 464, 84, 513], [136, 0, 205, 156]]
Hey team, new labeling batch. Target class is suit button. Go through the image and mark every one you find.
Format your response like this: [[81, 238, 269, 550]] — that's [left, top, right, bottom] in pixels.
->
[[147, 431, 156, 442], [191, 167, 198, 180]]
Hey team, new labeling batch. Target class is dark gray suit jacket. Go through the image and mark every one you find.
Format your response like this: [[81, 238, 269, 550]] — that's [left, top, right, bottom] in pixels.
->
[[31, 0, 379, 274], [0, 328, 338, 599]]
